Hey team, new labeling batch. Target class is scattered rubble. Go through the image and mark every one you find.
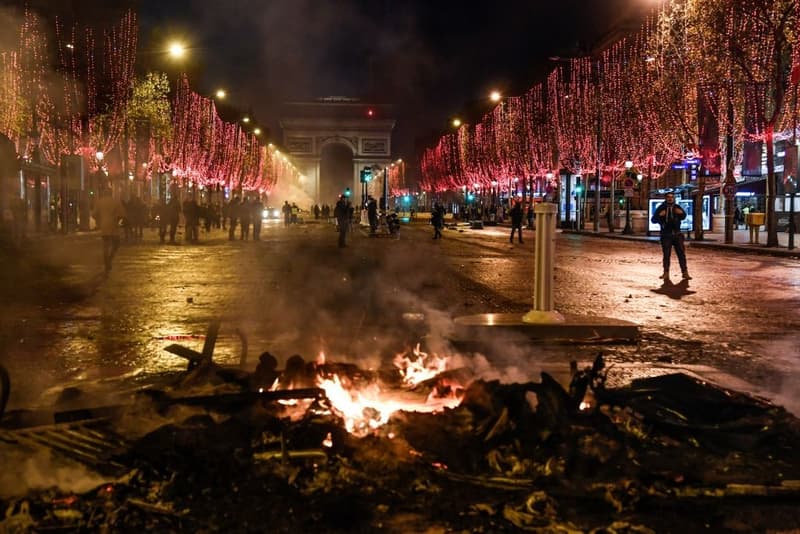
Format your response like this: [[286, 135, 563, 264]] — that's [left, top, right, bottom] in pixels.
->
[[2, 323, 799, 532]]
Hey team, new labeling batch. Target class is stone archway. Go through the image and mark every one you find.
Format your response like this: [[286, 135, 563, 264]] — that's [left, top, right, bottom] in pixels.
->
[[279, 98, 395, 205], [319, 142, 354, 204]]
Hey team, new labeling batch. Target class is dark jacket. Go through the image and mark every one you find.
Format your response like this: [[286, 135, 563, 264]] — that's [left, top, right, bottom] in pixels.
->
[[651, 201, 686, 236], [510, 204, 524, 225]]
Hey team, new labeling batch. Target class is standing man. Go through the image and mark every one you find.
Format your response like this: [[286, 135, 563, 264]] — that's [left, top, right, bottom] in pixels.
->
[[509, 200, 524, 244], [282, 200, 292, 227], [334, 195, 349, 248], [93, 187, 126, 274], [228, 195, 240, 241], [431, 202, 444, 239], [166, 194, 181, 244], [251, 196, 263, 241], [367, 196, 378, 235], [651, 192, 691, 281]]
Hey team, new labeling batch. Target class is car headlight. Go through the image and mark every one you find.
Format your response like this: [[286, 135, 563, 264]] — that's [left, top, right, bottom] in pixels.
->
[[272, 209, 280, 218], [262, 209, 269, 218]]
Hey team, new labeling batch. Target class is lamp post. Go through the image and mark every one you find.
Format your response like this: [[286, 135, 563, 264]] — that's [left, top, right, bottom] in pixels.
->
[[787, 177, 796, 250], [29, 123, 42, 233], [622, 159, 634, 234], [560, 168, 571, 229]]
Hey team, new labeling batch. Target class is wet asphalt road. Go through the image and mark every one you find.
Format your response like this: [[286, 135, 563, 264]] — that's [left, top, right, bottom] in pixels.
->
[[3, 219, 799, 413]]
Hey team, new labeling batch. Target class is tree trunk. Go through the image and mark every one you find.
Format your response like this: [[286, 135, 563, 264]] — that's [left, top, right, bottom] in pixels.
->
[[765, 123, 778, 246]]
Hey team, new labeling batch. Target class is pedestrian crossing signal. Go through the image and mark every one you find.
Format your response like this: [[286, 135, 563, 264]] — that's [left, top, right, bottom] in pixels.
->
[[344, 188, 351, 197]]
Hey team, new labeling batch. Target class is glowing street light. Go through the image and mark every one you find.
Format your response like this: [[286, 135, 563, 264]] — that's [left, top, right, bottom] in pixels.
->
[[242, 116, 250, 124], [168, 42, 186, 59], [452, 118, 462, 128], [95, 151, 104, 161], [215, 89, 226, 99], [253, 128, 262, 136], [490, 90, 502, 103]]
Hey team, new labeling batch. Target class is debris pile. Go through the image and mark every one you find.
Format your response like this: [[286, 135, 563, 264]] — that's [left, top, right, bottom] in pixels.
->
[[2, 329, 800, 532]]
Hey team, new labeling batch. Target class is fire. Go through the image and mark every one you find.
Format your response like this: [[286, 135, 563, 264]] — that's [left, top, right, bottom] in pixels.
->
[[393, 344, 450, 387], [317, 354, 463, 437]]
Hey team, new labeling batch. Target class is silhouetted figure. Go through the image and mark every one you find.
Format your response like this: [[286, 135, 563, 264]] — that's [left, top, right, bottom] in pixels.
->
[[155, 199, 168, 243], [651, 192, 690, 281], [282, 201, 291, 227], [251, 197, 263, 240], [240, 197, 251, 240], [183, 197, 200, 243], [334, 196, 349, 247], [431, 202, 444, 239], [228, 196, 240, 240], [93, 187, 126, 273], [510, 200, 524, 244], [166, 196, 181, 244], [367, 196, 378, 235]]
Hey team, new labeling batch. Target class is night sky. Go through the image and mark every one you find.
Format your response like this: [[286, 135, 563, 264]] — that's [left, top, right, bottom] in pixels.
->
[[136, 0, 648, 167]]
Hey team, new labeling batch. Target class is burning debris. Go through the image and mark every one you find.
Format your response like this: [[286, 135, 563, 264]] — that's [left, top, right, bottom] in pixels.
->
[[2, 322, 800, 532]]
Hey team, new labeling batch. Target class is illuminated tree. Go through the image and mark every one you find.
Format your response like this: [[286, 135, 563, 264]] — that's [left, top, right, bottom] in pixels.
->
[[687, 0, 798, 246]]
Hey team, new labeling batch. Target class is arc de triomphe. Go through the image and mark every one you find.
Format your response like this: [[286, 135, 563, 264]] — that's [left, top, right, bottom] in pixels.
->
[[279, 98, 395, 204]]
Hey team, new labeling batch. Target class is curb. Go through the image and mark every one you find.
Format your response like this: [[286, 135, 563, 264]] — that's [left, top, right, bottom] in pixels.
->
[[562, 230, 800, 259]]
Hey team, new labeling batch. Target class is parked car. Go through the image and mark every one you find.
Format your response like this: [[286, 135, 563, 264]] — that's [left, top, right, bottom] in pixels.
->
[[262, 206, 281, 220]]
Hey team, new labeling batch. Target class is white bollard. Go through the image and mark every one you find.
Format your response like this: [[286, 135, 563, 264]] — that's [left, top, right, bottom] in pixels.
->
[[522, 203, 565, 324]]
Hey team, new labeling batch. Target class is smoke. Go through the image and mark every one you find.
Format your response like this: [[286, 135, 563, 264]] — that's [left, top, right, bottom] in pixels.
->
[[267, 180, 314, 210], [0, 448, 112, 498], [0, 6, 25, 52]]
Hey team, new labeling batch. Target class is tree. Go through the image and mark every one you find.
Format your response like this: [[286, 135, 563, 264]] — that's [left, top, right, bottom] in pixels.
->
[[690, 0, 798, 247]]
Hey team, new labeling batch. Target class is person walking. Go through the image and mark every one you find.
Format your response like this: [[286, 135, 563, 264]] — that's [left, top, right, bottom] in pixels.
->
[[93, 187, 126, 274], [367, 196, 378, 235], [251, 197, 263, 241], [651, 192, 691, 281], [509, 200, 524, 244], [431, 202, 444, 239], [155, 199, 168, 243], [240, 197, 251, 240], [228, 196, 240, 241], [334, 195, 349, 247], [282, 201, 292, 227], [166, 195, 181, 244]]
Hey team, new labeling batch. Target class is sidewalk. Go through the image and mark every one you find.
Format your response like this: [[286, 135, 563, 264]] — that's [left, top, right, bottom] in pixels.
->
[[562, 227, 800, 259]]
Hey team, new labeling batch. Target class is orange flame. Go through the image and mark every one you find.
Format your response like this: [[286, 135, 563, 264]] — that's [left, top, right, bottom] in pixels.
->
[[393, 343, 450, 387], [316, 366, 464, 438]]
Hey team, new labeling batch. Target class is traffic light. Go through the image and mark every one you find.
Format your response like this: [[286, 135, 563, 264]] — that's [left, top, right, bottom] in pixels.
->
[[360, 167, 372, 183], [466, 193, 475, 202], [575, 184, 583, 195], [344, 187, 351, 198], [618, 197, 625, 207]]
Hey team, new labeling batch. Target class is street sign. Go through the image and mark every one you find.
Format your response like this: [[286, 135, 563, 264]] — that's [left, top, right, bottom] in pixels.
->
[[623, 177, 635, 188], [722, 184, 736, 198]]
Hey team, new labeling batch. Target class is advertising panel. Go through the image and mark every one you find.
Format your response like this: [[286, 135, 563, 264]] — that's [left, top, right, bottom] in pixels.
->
[[648, 196, 710, 233]]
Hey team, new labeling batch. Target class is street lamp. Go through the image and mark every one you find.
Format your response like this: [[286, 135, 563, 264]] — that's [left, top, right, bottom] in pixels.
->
[[253, 128, 261, 136], [490, 90, 502, 103], [452, 118, 462, 128], [242, 116, 250, 124], [215, 89, 226, 99], [95, 151, 104, 162], [168, 42, 186, 59]]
